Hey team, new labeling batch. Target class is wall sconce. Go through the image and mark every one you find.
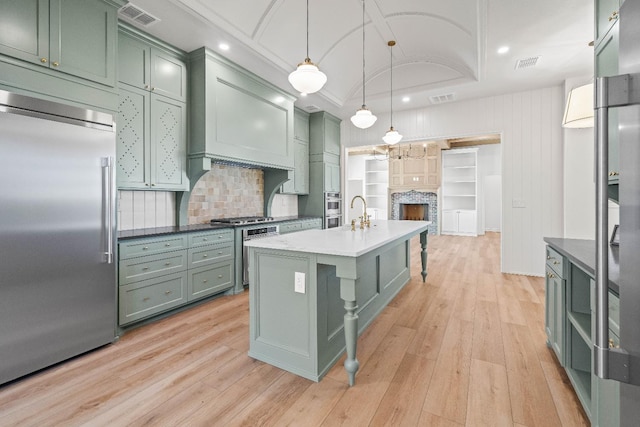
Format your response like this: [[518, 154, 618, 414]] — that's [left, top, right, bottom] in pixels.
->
[[562, 83, 594, 128]]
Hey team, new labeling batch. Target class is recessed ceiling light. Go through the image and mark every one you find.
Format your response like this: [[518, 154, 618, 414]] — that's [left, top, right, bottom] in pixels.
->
[[219, 43, 230, 51], [497, 46, 509, 54], [402, 96, 410, 103]]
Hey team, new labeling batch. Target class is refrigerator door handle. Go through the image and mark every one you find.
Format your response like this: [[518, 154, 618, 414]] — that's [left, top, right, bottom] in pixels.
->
[[102, 157, 114, 264], [594, 74, 640, 384]]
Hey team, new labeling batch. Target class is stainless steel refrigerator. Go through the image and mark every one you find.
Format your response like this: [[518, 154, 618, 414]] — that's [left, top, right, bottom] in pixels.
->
[[0, 90, 116, 385], [595, 0, 640, 424]]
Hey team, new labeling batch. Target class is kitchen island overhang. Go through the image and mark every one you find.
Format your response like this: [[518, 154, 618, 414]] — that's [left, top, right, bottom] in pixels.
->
[[245, 220, 430, 386]]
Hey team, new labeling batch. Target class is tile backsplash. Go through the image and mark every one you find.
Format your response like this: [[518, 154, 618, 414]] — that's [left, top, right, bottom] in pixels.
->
[[188, 163, 264, 224], [118, 163, 299, 230]]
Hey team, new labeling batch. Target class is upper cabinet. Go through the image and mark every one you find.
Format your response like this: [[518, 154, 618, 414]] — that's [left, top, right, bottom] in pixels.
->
[[0, 0, 118, 87], [281, 108, 310, 195], [309, 111, 341, 160], [118, 30, 187, 102], [0, 0, 123, 111], [595, 0, 621, 202], [116, 26, 188, 191], [189, 47, 296, 171]]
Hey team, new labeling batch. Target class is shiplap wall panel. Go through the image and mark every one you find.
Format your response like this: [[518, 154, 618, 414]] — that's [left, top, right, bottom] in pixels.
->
[[342, 86, 564, 276]]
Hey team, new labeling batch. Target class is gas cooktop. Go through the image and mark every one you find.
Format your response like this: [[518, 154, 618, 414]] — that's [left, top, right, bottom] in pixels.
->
[[211, 216, 275, 225]]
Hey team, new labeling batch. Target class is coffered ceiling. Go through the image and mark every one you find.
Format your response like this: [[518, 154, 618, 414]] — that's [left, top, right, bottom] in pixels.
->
[[125, 0, 594, 121]]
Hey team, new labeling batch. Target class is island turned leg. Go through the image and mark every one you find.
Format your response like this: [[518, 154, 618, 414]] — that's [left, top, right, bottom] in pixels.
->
[[340, 278, 359, 386], [420, 231, 428, 282]]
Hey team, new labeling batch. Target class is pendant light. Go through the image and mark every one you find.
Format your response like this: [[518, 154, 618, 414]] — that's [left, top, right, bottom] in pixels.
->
[[288, 0, 327, 94], [382, 40, 402, 145], [350, 0, 377, 129]]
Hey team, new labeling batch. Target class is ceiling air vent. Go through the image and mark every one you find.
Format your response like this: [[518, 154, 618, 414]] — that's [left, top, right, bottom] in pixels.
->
[[515, 56, 540, 70], [118, 3, 160, 27], [303, 105, 321, 113], [429, 93, 455, 105]]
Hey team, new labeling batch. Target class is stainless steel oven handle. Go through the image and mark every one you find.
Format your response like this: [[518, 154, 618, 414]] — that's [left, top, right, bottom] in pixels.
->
[[594, 77, 610, 379], [102, 157, 114, 264]]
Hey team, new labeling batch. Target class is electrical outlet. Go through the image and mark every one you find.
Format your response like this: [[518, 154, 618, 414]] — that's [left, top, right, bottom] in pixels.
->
[[294, 272, 305, 294]]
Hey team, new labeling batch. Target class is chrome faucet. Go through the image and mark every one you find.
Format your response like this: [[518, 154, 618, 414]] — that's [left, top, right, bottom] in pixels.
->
[[350, 195, 369, 228]]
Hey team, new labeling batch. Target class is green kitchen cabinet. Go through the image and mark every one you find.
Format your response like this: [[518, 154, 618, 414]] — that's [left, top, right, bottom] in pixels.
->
[[118, 228, 235, 326], [545, 246, 566, 365], [595, 18, 620, 202], [0, 0, 119, 87], [278, 218, 322, 234], [282, 108, 310, 195], [116, 85, 188, 190], [118, 27, 187, 102], [324, 160, 341, 193], [309, 111, 341, 160], [544, 239, 621, 425], [596, 0, 620, 44], [116, 26, 189, 191]]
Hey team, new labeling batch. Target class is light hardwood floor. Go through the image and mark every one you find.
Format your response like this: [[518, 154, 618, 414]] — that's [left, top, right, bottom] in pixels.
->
[[0, 233, 588, 426]]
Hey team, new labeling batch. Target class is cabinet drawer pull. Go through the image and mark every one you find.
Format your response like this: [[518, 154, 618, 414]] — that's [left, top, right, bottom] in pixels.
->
[[217, 251, 223, 255], [164, 290, 172, 295], [217, 274, 223, 279], [203, 254, 208, 258], [165, 243, 171, 247], [203, 238, 208, 241], [547, 273, 555, 279], [202, 279, 208, 283], [40, 58, 47, 63], [143, 297, 150, 302], [142, 267, 149, 271], [164, 262, 171, 266], [143, 246, 149, 250]]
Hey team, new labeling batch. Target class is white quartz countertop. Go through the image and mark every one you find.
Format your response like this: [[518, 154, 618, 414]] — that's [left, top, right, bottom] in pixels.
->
[[244, 220, 431, 257]]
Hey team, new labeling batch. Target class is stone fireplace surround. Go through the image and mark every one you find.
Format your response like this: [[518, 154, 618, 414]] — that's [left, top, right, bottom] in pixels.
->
[[390, 190, 438, 235]]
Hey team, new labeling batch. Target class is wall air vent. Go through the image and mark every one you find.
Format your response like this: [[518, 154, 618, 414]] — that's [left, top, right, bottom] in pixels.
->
[[429, 93, 455, 105], [515, 56, 540, 70], [303, 105, 321, 113], [118, 3, 160, 27]]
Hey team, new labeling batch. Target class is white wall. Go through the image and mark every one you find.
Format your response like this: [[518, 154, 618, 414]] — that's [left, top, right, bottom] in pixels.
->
[[563, 77, 596, 239], [346, 154, 366, 223], [342, 86, 565, 276]]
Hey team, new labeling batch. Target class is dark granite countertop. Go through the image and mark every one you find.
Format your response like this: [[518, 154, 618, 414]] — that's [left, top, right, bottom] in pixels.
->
[[118, 216, 322, 241], [543, 237, 620, 294]]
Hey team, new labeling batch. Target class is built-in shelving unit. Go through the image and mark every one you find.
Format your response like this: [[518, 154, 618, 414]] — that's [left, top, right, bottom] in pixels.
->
[[364, 157, 389, 219], [441, 148, 477, 235]]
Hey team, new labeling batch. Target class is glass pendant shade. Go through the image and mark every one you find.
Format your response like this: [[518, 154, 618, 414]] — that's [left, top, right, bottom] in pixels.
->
[[350, 107, 377, 129], [383, 127, 402, 144], [289, 58, 327, 94]]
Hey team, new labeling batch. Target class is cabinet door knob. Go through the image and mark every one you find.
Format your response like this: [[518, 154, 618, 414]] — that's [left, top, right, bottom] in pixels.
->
[[609, 11, 618, 21], [203, 254, 208, 258], [52, 61, 59, 67], [164, 290, 172, 295], [218, 274, 223, 279], [203, 279, 208, 283], [547, 255, 551, 260], [144, 85, 150, 89], [40, 58, 47, 63], [553, 261, 560, 265]]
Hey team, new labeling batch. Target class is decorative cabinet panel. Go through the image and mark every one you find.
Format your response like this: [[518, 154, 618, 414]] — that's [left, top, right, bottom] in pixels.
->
[[388, 143, 441, 189], [0, 0, 118, 87], [309, 111, 341, 160], [118, 28, 187, 102], [116, 26, 188, 191], [189, 47, 295, 170], [116, 86, 188, 190], [324, 161, 341, 193]]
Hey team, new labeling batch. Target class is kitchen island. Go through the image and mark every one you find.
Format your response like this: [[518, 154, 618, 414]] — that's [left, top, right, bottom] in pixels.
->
[[245, 220, 429, 386]]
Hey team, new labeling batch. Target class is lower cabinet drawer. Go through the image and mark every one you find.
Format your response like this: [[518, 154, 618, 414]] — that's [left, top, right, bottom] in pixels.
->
[[187, 243, 233, 268], [119, 250, 188, 285], [188, 262, 233, 302], [119, 272, 188, 325]]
